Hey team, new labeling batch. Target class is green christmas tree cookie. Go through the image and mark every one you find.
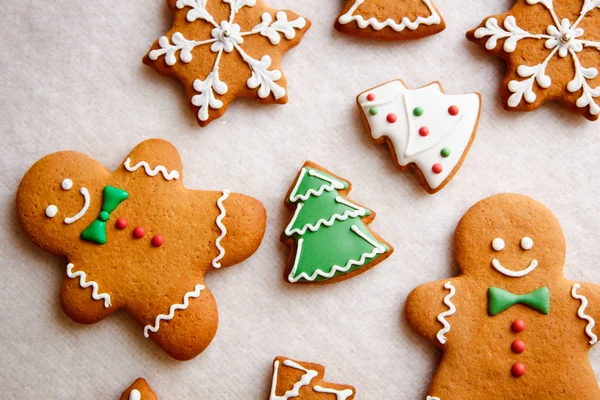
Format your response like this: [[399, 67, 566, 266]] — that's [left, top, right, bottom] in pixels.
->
[[282, 162, 393, 284]]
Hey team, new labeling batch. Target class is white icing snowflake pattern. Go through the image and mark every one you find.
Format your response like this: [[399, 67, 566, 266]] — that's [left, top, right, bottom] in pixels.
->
[[473, 0, 600, 117], [147, 0, 307, 123]]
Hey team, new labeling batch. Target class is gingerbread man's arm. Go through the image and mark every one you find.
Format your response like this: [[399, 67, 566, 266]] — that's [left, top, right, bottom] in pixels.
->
[[405, 278, 461, 348], [569, 281, 600, 347], [115, 139, 184, 187]]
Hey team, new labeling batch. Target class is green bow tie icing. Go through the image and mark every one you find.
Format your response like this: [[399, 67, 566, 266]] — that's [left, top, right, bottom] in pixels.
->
[[488, 287, 550, 316], [81, 186, 129, 245]]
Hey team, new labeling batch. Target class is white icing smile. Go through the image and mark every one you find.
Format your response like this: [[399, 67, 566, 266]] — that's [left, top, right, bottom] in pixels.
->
[[64, 187, 91, 225], [492, 258, 538, 277]]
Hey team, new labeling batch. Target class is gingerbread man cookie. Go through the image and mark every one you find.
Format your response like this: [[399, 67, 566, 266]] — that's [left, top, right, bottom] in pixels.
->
[[335, 0, 446, 41], [357, 80, 481, 193], [467, 0, 600, 120], [17, 139, 266, 360], [405, 194, 600, 399], [121, 378, 158, 400], [282, 162, 393, 284], [144, 0, 311, 126], [268, 356, 356, 400]]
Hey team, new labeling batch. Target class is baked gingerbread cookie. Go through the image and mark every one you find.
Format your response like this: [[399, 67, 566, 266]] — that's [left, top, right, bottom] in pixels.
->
[[467, 0, 600, 120], [335, 0, 446, 41], [16, 139, 266, 360], [281, 161, 393, 284], [121, 378, 158, 400], [405, 193, 600, 399], [268, 356, 356, 399], [357, 80, 481, 194], [144, 0, 311, 126]]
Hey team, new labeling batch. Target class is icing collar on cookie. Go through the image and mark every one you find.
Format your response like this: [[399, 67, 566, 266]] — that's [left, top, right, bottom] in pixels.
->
[[491, 258, 538, 277]]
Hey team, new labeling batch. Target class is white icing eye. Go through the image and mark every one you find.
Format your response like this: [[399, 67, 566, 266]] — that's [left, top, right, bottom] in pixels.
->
[[61, 178, 73, 190], [521, 237, 534, 250], [45, 205, 58, 218], [492, 238, 505, 251]]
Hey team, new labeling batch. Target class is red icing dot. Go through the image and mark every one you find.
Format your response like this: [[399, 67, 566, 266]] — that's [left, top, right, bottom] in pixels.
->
[[151, 234, 164, 247], [448, 105, 459, 116], [432, 164, 443, 174], [366, 93, 375, 101], [512, 320, 526, 333], [512, 363, 526, 377], [115, 218, 128, 230], [387, 113, 397, 123], [511, 339, 526, 354], [133, 227, 145, 239], [419, 126, 430, 137]]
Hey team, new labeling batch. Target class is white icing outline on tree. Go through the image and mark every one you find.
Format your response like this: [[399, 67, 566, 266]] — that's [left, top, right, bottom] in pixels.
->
[[473, 0, 600, 115], [338, 0, 441, 32], [270, 359, 318, 400], [149, 0, 306, 121]]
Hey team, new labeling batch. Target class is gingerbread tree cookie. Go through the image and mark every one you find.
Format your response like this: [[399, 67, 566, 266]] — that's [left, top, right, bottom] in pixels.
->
[[282, 162, 393, 284], [16, 139, 266, 360], [144, 0, 311, 126], [335, 0, 446, 41], [467, 0, 600, 120], [405, 194, 600, 399], [268, 356, 356, 400], [121, 378, 158, 400], [357, 80, 481, 194]]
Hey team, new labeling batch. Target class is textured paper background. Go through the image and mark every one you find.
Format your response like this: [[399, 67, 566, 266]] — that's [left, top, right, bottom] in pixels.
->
[[1, 0, 599, 398]]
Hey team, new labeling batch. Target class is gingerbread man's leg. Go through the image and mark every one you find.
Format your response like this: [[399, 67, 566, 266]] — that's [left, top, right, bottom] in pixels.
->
[[59, 272, 118, 325], [143, 286, 219, 361]]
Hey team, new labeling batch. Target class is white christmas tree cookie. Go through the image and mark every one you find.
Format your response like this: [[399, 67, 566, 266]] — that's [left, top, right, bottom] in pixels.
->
[[282, 162, 393, 284], [357, 79, 481, 194]]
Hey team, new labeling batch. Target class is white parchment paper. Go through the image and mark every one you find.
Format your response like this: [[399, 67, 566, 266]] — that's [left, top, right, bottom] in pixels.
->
[[0, 0, 599, 398]]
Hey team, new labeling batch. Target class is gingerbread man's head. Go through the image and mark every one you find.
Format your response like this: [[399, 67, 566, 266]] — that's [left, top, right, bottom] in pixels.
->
[[454, 193, 566, 282]]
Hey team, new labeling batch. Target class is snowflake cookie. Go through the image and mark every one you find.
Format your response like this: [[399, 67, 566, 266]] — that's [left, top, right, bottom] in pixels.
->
[[336, 0, 446, 41], [268, 357, 356, 399], [16, 139, 266, 360], [144, 0, 311, 126], [467, 0, 600, 120]]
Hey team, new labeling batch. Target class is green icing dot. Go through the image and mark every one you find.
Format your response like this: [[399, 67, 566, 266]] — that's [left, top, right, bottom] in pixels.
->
[[369, 107, 378, 116], [413, 107, 424, 117], [99, 211, 110, 222], [440, 147, 451, 158]]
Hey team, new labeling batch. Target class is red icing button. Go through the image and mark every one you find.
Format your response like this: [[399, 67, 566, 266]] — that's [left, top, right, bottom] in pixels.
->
[[387, 113, 397, 123], [448, 105, 459, 116], [419, 126, 430, 137], [133, 227, 145, 239], [511, 339, 526, 354], [115, 218, 128, 230], [432, 164, 443, 174], [512, 320, 526, 333], [151, 234, 164, 247], [512, 363, 526, 377], [366, 93, 375, 101]]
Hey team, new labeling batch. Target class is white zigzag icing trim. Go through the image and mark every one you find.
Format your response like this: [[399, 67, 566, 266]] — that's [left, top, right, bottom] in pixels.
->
[[143, 284, 205, 337], [313, 386, 354, 400], [426, 397, 441, 400], [288, 225, 386, 282], [270, 359, 318, 400], [338, 0, 441, 32], [284, 196, 367, 236], [435, 281, 456, 345], [129, 389, 141, 400], [212, 190, 230, 268], [124, 158, 180, 181], [66, 263, 111, 308], [289, 168, 346, 203], [572, 283, 598, 345]]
